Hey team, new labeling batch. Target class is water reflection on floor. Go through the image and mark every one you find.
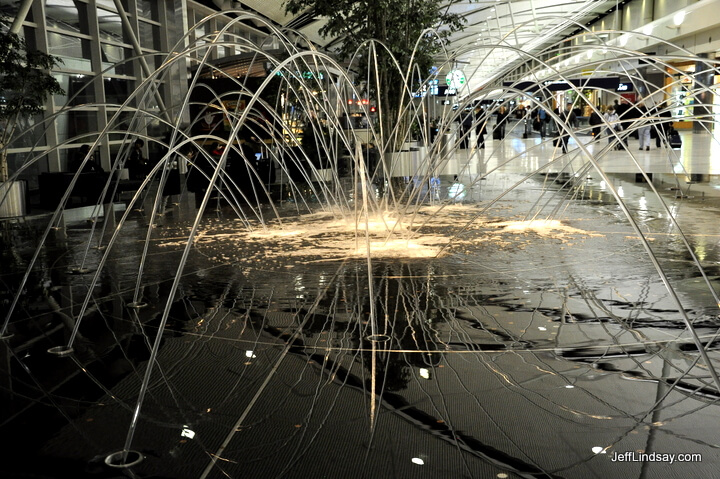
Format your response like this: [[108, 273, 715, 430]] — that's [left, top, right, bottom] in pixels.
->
[[2, 170, 720, 478]]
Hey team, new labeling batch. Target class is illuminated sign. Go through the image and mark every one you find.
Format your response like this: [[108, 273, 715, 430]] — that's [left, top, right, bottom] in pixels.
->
[[617, 83, 629, 91], [276, 71, 325, 80], [445, 70, 466, 90]]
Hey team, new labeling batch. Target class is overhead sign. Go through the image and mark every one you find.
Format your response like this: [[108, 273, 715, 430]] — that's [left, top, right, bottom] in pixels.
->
[[445, 70, 466, 90]]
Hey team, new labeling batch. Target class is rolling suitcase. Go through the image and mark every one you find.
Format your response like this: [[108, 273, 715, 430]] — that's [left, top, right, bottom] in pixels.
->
[[669, 131, 681, 149]]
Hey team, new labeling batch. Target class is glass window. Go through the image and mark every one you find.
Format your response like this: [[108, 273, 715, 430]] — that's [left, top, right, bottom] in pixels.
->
[[0, 0, 32, 21], [22, 25, 37, 51], [194, 20, 209, 41], [53, 73, 95, 106], [101, 44, 134, 76], [104, 78, 134, 105], [137, 0, 156, 20], [3, 113, 44, 149], [7, 152, 46, 189], [48, 32, 92, 72], [44, 0, 87, 33], [56, 110, 99, 143], [107, 110, 138, 133], [98, 8, 124, 43], [138, 20, 160, 50], [95, 0, 117, 11]]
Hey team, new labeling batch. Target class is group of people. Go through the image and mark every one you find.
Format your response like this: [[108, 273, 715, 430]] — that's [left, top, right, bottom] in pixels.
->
[[588, 100, 674, 151], [457, 105, 507, 150]]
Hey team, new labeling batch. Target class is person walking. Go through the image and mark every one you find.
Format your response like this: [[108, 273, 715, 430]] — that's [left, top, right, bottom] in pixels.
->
[[494, 105, 509, 140], [588, 105, 604, 139], [603, 106, 621, 149], [474, 106, 487, 149], [557, 102, 576, 154], [636, 102, 652, 151], [459, 108, 473, 149]]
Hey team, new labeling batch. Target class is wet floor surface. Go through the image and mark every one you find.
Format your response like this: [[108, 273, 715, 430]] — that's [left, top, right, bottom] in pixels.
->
[[2, 170, 720, 478]]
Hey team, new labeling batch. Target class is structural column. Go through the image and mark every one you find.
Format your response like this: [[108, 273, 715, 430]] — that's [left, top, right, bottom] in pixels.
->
[[693, 53, 714, 133]]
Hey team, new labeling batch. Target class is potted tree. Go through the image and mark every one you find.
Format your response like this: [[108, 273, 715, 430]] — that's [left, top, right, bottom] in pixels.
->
[[283, 0, 466, 176], [0, 20, 64, 217]]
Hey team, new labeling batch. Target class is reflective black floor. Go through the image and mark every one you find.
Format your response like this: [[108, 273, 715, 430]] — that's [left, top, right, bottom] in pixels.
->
[[2, 165, 720, 478]]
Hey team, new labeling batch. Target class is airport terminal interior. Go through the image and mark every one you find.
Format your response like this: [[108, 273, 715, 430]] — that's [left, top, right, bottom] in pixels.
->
[[2, 0, 720, 478]]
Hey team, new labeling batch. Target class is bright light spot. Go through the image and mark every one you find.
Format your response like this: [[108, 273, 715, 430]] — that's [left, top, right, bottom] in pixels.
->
[[617, 186, 624, 198], [592, 446, 607, 454], [619, 34, 629, 47], [411, 457, 425, 465], [497, 474, 509, 479], [586, 49, 593, 59], [642, 25, 653, 36], [538, 326, 547, 331], [181, 427, 195, 439], [565, 384, 575, 389], [639, 196, 647, 210], [245, 350, 257, 358], [673, 11, 685, 26], [599, 180, 606, 189], [499, 220, 592, 237], [419, 368, 431, 379]]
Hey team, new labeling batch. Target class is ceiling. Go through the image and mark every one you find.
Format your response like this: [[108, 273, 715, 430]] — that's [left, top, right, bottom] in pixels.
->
[[443, 0, 621, 91], [203, 0, 622, 93]]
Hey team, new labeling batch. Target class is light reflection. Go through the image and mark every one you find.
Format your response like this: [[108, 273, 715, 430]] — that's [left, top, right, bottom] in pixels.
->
[[419, 368, 431, 379], [181, 427, 195, 439], [245, 350, 257, 358], [673, 11, 686, 26], [411, 457, 425, 465]]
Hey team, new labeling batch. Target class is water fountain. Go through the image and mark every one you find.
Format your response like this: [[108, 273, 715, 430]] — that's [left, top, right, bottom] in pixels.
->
[[2, 12, 720, 478]]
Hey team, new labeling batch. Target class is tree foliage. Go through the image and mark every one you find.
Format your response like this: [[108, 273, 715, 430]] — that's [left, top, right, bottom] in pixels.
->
[[284, 0, 467, 148], [285, 0, 465, 78], [0, 21, 64, 181]]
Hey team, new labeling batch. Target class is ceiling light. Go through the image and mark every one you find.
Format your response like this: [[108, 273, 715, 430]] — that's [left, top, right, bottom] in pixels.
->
[[642, 25, 653, 36], [672, 11, 686, 26]]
